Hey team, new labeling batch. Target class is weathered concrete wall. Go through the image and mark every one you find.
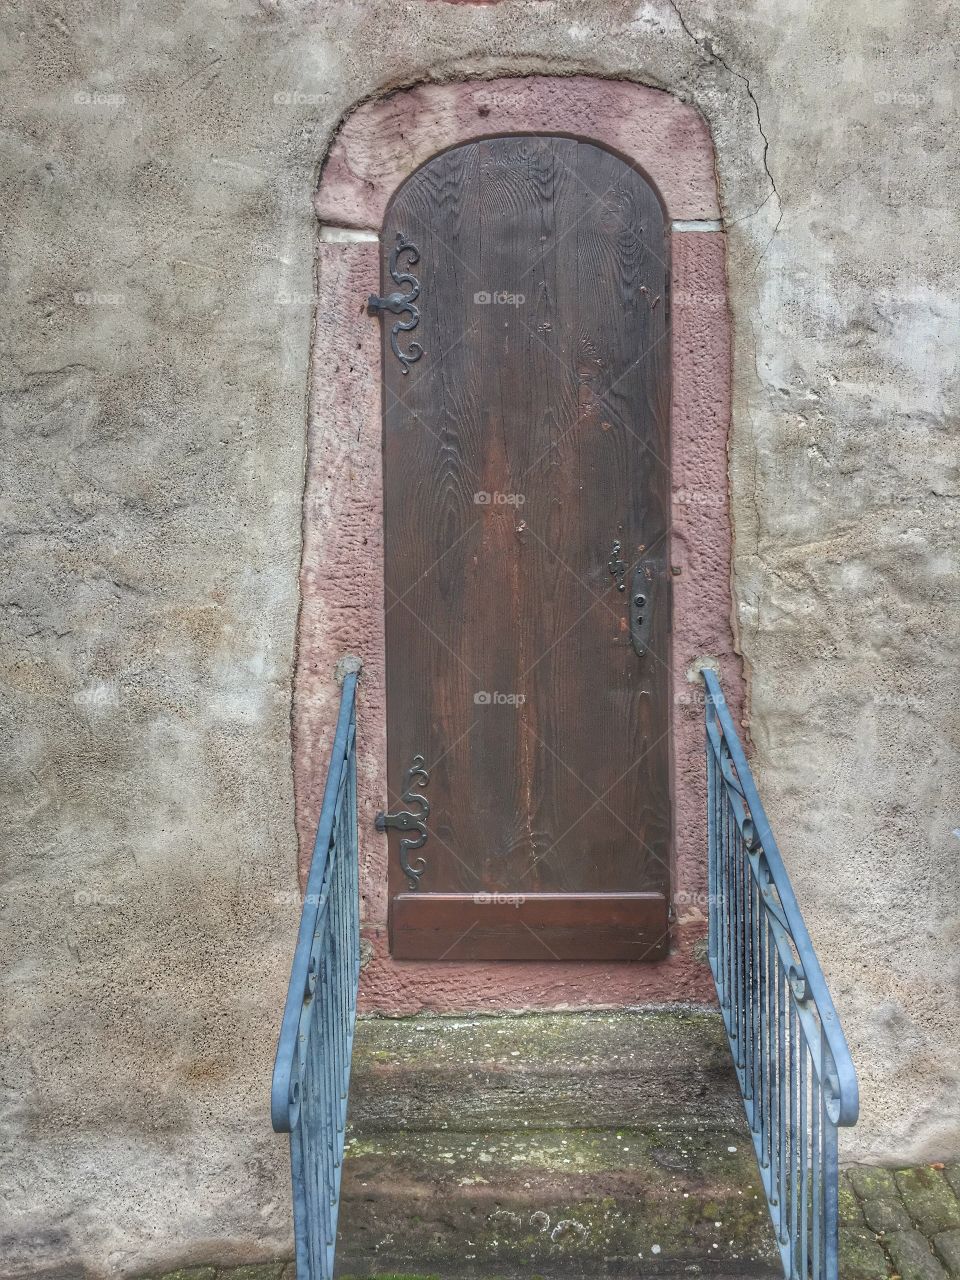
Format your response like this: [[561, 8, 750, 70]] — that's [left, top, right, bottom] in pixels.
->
[[1, 1, 957, 1276]]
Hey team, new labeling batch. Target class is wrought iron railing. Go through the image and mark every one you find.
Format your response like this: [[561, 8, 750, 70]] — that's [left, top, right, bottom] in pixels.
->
[[703, 669, 858, 1280], [271, 661, 361, 1280]]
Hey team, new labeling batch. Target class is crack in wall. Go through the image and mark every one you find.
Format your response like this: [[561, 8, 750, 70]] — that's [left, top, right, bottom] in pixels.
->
[[667, 0, 783, 253]]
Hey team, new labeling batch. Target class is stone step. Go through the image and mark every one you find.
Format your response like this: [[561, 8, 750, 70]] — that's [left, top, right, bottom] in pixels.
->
[[335, 1124, 781, 1278], [346, 1008, 747, 1134], [334, 1010, 782, 1278]]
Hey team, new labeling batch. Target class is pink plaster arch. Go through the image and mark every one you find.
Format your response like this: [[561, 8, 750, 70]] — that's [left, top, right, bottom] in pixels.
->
[[313, 77, 720, 228], [296, 75, 742, 1014]]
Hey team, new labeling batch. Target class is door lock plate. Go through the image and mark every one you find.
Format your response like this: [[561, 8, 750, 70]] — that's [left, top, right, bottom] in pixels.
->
[[630, 560, 659, 658]]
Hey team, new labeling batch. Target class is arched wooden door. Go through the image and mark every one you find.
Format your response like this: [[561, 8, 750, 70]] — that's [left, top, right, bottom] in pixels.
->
[[373, 135, 671, 960]]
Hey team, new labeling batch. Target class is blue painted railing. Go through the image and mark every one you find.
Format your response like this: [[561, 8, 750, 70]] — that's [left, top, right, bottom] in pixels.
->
[[271, 662, 361, 1280], [704, 669, 858, 1280]]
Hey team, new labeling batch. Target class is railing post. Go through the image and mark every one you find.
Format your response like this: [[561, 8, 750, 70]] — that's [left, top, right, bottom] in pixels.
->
[[706, 694, 719, 974], [272, 658, 363, 1280], [701, 668, 858, 1280]]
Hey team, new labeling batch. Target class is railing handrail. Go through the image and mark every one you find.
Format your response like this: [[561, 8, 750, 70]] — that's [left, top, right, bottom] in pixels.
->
[[702, 668, 859, 1127], [271, 670, 360, 1133]]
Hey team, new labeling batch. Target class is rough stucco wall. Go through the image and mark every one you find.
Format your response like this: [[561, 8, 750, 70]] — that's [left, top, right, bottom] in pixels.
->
[[0, 1, 957, 1276]]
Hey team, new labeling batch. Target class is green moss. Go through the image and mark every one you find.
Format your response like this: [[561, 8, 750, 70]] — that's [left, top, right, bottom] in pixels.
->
[[352, 1008, 727, 1068], [346, 1122, 773, 1185], [838, 1225, 894, 1280], [215, 1268, 285, 1280], [840, 1178, 864, 1223], [450, 1184, 776, 1267], [847, 1166, 901, 1202], [151, 1270, 217, 1280], [895, 1167, 960, 1236]]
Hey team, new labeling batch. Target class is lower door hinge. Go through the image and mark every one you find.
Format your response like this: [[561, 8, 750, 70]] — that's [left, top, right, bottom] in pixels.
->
[[376, 753, 430, 890]]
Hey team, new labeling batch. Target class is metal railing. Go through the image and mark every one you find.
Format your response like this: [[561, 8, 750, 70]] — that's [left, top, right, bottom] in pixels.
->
[[703, 669, 858, 1280], [271, 662, 361, 1280]]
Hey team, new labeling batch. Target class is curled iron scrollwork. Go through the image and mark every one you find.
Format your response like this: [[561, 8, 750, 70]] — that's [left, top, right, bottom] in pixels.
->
[[367, 233, 423, 374], [375, 753, 431, 890]]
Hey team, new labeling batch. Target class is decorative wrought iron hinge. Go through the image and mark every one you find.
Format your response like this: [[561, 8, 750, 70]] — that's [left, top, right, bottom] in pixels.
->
[[368, 232, 423, 374], [375, 753, 430, 890]]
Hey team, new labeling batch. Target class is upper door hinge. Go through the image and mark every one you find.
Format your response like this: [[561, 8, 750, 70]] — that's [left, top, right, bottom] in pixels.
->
[[367, 232, 423, 374]]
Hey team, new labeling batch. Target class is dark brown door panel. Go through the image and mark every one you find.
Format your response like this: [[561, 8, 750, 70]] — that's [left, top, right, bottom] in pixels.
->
[[377, 135, 671, 959]]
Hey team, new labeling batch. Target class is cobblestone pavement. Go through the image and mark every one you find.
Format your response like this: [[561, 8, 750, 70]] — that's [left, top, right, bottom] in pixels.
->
[[842, 1163, 960, 1280], [142, 1163, 960, 1280]]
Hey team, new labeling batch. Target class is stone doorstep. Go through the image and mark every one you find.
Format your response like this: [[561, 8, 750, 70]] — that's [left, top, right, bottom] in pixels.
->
[[333, 1014, 960, 1280]]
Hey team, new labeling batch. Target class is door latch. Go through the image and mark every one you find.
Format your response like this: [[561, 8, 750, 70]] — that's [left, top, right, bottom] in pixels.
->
[[376, 753, 430, 890], [608, 539, 627, 592], [630, 560, 660, 658]]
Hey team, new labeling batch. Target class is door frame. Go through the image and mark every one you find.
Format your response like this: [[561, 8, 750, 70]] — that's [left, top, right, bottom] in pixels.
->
[[294, 76, 743, 1012]]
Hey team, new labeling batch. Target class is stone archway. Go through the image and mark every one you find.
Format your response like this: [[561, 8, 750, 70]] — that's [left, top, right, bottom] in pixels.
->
[[295, 76, 740, 1013]]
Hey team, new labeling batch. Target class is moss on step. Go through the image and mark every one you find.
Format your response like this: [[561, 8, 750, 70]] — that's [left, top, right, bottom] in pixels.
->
[[348, 1008, 745, 1135], [345, 1121, 770, 1183], [338, 1122, 778, 1274], [130, 1160, 960, 1280], [148, 1270, 218, 1280]]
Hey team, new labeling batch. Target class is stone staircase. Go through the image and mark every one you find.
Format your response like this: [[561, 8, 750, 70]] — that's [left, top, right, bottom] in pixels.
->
[[334, 1009, 782, 1278], [128, 1010, 959, 1279]]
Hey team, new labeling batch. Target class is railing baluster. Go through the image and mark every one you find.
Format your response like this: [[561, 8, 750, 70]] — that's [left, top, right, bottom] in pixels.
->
[[773, 911, 778, 1177], [726, 782, 735, 1039], [748, 864, 756, 1114], [823, 1061, 841, 1280], [742, 808, 747, 1070], [812, 1064, 822, 1278], [320, 956, 334, 1243], [789, 1000, 799, 1274], [727, 742, 732, 1008], [759, 899, 767, 1159], [778, 957, 783, 1233], [800, 1042, 809, 1279], [707, 735, 718, 973], [727, 773, 732, 1013], [703, 670, 858, 1280]]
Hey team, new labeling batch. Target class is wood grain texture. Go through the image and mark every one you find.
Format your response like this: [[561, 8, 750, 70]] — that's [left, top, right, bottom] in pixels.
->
[[391, 893, 669, 961], [380, 136, 671, 959]]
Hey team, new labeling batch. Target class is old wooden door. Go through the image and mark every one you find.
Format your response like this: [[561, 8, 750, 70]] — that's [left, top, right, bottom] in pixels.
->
[[374, 135, 671, 961]]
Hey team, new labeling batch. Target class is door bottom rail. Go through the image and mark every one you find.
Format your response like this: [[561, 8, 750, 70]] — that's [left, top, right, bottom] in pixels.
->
[[390, 890, 668, 960]]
